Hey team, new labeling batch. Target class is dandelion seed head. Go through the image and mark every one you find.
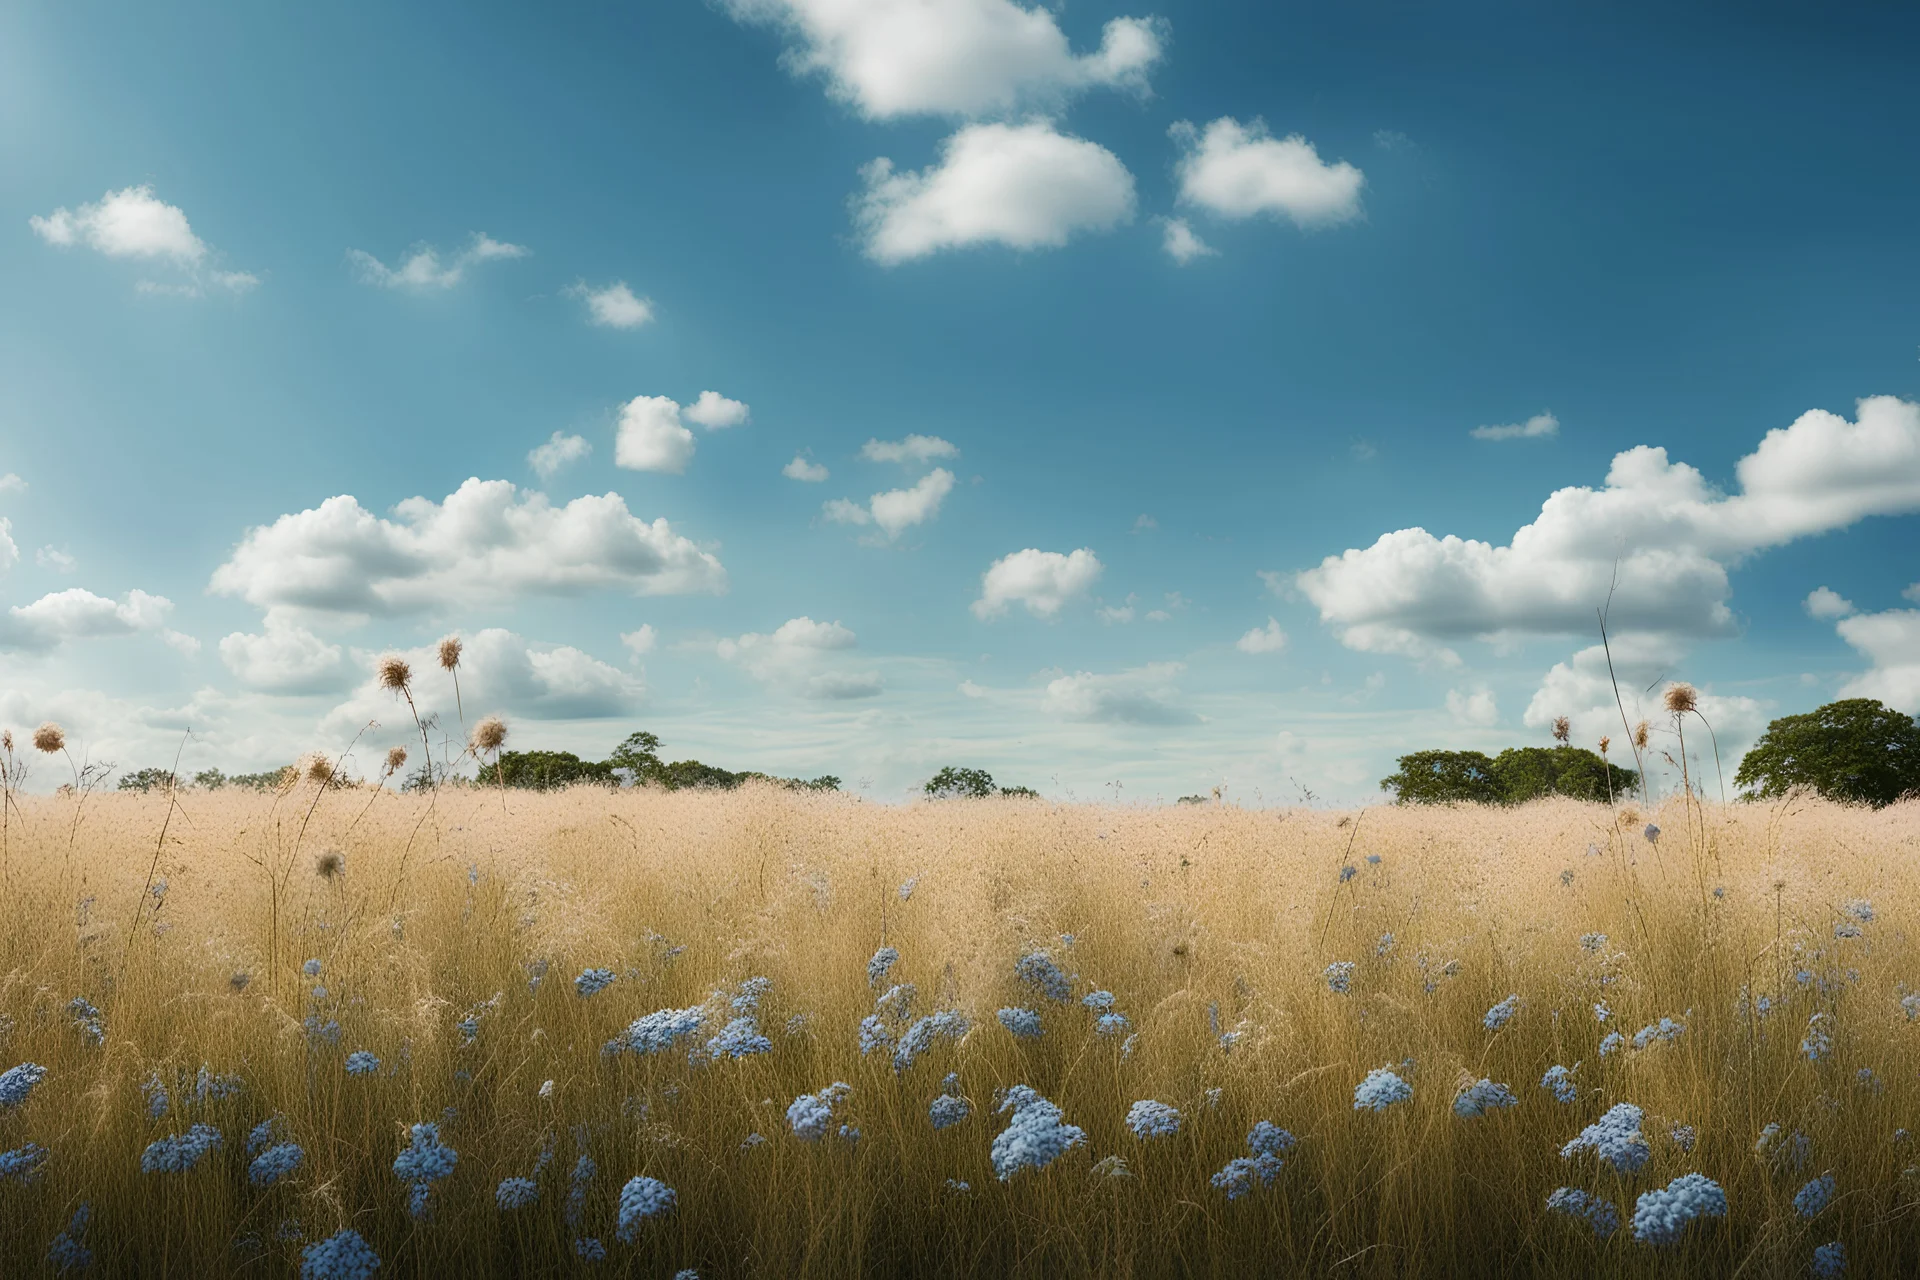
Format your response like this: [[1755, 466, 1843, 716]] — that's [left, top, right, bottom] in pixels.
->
[[1663, 683, 1698, 715], [384, 745, 408, 773], [376, 656, 411, 692], [315, 849, 345, 880], [1552, 715, 1571, 743]]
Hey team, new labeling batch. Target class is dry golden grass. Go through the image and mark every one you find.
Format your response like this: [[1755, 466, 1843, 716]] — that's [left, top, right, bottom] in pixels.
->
[[1, 784, 1917, 1276]]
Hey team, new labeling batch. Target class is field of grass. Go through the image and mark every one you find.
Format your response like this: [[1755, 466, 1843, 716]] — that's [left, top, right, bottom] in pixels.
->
[[1, 782, 1917, 1277]]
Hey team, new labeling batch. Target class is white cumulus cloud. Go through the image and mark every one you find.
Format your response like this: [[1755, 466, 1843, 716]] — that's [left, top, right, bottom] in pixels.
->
[[1235, 618, 1287, 654], [1836, 604, 1920, 712], [35, 547, 76, 573], [1042, 662, 1199, 725], [784, 455, 829, 482], [347, 233, 528, 289], [528, 431, 591, 480], [219, 614, 352, 694], [824, 469, 956, 539], [717, 0, 1164, 119], [1472, 412, 1559, 442], [1158, 216, 1216, 264], [620, 624, 658, 659], [973, 547, 1102, 619], [209, 478, 725, 620], [0, 473, 24, 494], [1804, 586, 1854, 619], [31, 184, 255, 294], [1297, 396, 1920, 660], [862, 435, 958, 464], [1171, 118, 1364, 228], [717, 616, 881, 700], [1445, 687, 1499, 727], [0, 519, 15, 574], [0, 587, 176, 653], [856, 122, 1135, 264], [683, 391, 751, 429], [570, 280, 655, 328], [614, 396, 696, 473]]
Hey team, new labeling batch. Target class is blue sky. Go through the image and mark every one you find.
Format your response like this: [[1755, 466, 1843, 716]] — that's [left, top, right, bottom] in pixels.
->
[[3, 0, 1918, 800]]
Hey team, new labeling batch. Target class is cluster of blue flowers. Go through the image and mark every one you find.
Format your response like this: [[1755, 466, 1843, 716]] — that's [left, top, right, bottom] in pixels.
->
[[867, 947, 899, 987], [1812, 1241, 1847, 1278], [0, 1141, 48, 1184], [893, 1009, 967, 1072], [495, 1176, 539, 1210], [1324, 962, 1356, 994], [1483, 995, 1520, 1031], [1083, 989, 1131, 1037], [1014, 951, 1071, 1002], [574, 968, 616, 999], [1545, 1187, 1619, 1238], [929, 1092, 971, 1130], [1794, 1173, 1836, 1218], [67, 998, 105, 1047], [1630, 1173, 1727, 1245], [615, 1175, 676, 1242], [392, 1122, 458, 1218], [991, 1085, 1085, 1179], [1802, 1012, 1835, 1061], [1353, 1067, 1412, 1112], [344, 1051, 380, 1077], [611, 1006, 707, 1057], [249, 1142, 305, 1187], [706, 1017, 774, 1059], [141, 1123, 223, 1173], [997, 1007, 1043, 1040], [300, 1228, 380, 1280], [1561, 1104, 1650, 1175], [1540, 1064, 1577, 1104], [47, 1203, 92, 1274], [1756, 1123, 1814, 1171], [1125, 1100, 1181, 1139], [787, 1082, 852, 1141], [1210, 1121, 1296, 1201], [1631, 1016, 1686, 1050], [0, 1061, 46, 1109], [1452, 1078, 1518, 1119]]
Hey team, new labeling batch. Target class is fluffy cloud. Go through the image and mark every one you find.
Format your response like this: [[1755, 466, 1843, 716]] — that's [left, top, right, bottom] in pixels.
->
[[36, 547, 76, 573], [683, 391, 751, 429], [718, 0, 1164, 119], [784, 455, 829, 482], [570, 280, 654, 328], [528, 431, 591, 480], [856, 123, 1135, 264], [973, 547, 1102, 619], [1804, 587, 1854, 619], [1042, 662, 1199, 725], [1445, 687, 1498, 727], [1171, 119, 1364, 227], [1472, 412, 1559, 442], [209, 478, 725, 619], [321, 628, 645, 736], [31, 184, 255, 294], [717, 616, 882, 699], [347, 233, 527, 289], [1235, 618, 1287, 654], [862, 435, 957, 464], [0, 519, 15, 573], [620, 624, 658, 659], [1522, 636, 1768, 767], [1836, 606, 1920, 711], [219, 615, 352, 694], [823, 469, 956, 539], [0, 587, 176, 653], [1158, 216, 1215, 264], [1297, 396, 1920, 659], [0, 473, 23, 494]]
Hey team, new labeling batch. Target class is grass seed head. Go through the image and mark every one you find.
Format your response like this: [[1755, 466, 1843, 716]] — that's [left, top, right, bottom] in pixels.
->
[[1664, 683, 1699, 715], [315, 849, 346, 880], [302, 754, 334, 785], [385, 745, 408, 773], [1633, 720, 1651, 750], [1552, 716, 1571, 743], [437, 636, 462, 671], [472, 715, 508, 754], [377, 655, 412, 693], [32, 722, 65, 753]]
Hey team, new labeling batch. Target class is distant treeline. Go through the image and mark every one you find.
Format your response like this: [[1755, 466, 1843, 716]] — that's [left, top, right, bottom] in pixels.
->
[[1381, 745, 1638, 806]]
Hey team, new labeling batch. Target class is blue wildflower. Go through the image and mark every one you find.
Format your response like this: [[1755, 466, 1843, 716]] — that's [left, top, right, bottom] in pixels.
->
[[392, 1122, 456, 1215], [1813, 1241, 1847, 1278], [615, 1175, 676, 1241], [1901, 993, 1920, 1021], [1545, 1187, 1620, 1238], [300, 1228, 380, 1280], [787, 1083, 851, 1141], [1561, 1103, 1650, 1175], [1483, 995, 1520, 1031], [249, 1143, 304, 1186], [945, 1178, 971, 1193], [1083, 990, 1115, 1012], [867, 947, 899, 987], [1631, 1173, 1727, 1245], [731, 977, 772, 1012], [0, 1142, 49, 1184], [304, 1016, 341, 1046], [0, 1062, 47, 1109], [1670, 1125, 1697, 1153], [574, 1239, 606, 1263], [67, 998, 105, 1047], [141, 1123, 223, 1173], [1248, 1121, 1296, 1157], [707, 1018, 773, 1059], [990, 1085, 1086, 1179], [247, 1117, 282, 1156], [1324, 962, 1355, 994], [1353, 1067, 1412, 1112], [143, 1072, 169, 1119], [344, 1052, 380, 1077], [1599, 1031, 1624, 1056], [1210, 1154, 1283, 1200], [873, 983, 915, 1022], [1376, 932, 1396, 956], [1594, 1002, 1610, 1023], [1632, 1016, 1686, 1050], [898, 876, 919, 900], [1833, 921, 1862, 939], [1125, 1100, 1181, 1139], [1794, 1174, 1835, 1218], [838, 1123, 861, 1144], [893, 1010, 967, 1072], [48, 1203, 92, 1273], [1095, 1012, 1131, 1036], [1579, 933, 1607, 952], [496, 1176, 539, 1210], [524, 959, 549, 993], [1453, 1079, 1519, 1119], [1541, 1064, 1577, 1104], [1643, 824, 1660, 844], [1843, 899, 1873, 923], [930, 1093, 971, 1130], [1339, 864, 1357, 883], [574, 968, 615, 999], [857, 1015, 895, 1056], [1015, 951, 1071, 1002], [566, 1154, 596, 1228], [1802, 1013, 1834, 1061], [998, 1007, 1043, 1039], [303, 959, 322, 978], [613, 1007, 706, 1056], [1366, 853, 1382, 864]]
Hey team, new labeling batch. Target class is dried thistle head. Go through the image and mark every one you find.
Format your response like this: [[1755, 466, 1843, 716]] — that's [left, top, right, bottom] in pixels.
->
[[385, 745, 408, 774], [32, 722, 65, 753], [1618, 807, 1639, 828], [1664, 682, 1698, 715], [1551, 716, 1571, 744], [1, 729, 12, 754], [302, 753, 335, 785], [377, 655, 412, 693], [315, 849, 346, 880], [438, 636, 463, 672], [1598, 735, 1611, 755], [471, 715, 508, 754], [1633, 720, 1650, 750]]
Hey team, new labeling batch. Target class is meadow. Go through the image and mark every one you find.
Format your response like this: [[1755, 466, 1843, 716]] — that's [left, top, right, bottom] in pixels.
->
[[1, 779, 1917, 1277]]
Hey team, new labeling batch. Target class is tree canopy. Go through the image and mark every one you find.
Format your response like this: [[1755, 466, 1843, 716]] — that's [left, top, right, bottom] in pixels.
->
[[1734, 698, 1920, 807], [924, 766, 1037, 799], [1381, 746, 1637, 806]]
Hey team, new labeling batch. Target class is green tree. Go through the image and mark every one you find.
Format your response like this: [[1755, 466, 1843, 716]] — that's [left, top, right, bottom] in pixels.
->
[[608, 731, 664, 783], [1492, 746, 1638, 804], [117, 767, 179, 793], [1380, 751, 1504, 805], [654, 759, 743, 791], [923, 766, 1035, 798], [1734, 698, 1920, 807], [493, 749, 616, 791]]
